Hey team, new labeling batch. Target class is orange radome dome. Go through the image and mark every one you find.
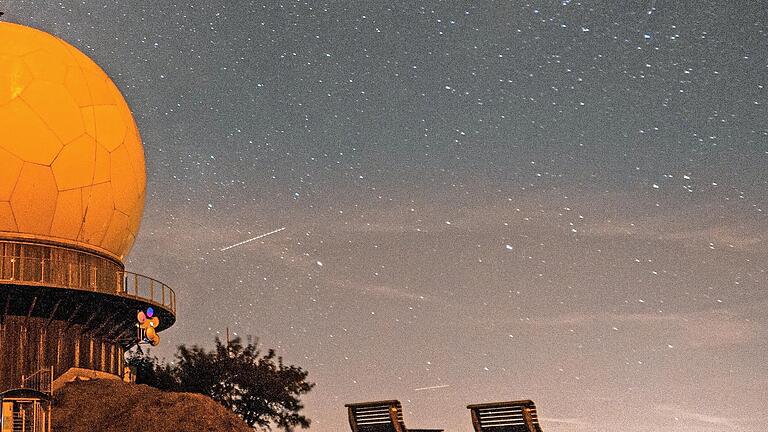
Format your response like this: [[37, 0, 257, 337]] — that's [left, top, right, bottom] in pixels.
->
[[0, 22, 146, 262]]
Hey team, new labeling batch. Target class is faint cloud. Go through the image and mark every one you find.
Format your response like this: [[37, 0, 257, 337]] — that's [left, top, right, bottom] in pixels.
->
[[357, 284, 444, 304], [533, 310, 762, 348], [657, 404, 742, 426], [660, 226, 764, 252], [581, 222, 639, 237], [581, 220, 765, 252], [678, 316, 758, 348]]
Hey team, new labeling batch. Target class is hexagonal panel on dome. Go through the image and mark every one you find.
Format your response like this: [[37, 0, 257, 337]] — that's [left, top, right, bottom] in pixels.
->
[[0, 22, 146, 262], [11, 163, 58, 235], [21, 79, 85, 144], [50, 188, 84, 239], [0, 147, 23, 201], [0, 98, 63, 165], [52, 135, 97, 191]]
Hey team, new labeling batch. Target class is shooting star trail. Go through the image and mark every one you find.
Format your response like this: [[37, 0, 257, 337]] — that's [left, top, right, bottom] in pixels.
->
[[220, 227, 286, 251], [413, 384, 451, 391]]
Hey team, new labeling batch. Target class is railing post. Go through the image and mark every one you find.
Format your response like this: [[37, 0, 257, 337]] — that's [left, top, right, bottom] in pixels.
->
[[90, 266, 97, 290], [115, 272, 176, 315]]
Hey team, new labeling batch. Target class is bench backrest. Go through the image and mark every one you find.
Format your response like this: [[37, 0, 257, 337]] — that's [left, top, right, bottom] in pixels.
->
[[346, 400, 407, 432], [467, 400, 543, 432]]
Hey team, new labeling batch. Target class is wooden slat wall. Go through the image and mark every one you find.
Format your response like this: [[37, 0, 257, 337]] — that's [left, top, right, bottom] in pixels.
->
[[0, 316, 124, 391]]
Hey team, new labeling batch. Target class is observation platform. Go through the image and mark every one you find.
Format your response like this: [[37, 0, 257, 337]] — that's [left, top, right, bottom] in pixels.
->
[[0, 239, 176, 334]]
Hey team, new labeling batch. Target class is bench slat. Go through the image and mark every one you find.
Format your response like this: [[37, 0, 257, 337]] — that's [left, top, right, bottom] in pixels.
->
[[347, 400, 412, 432], [468, 400, 543, 432]]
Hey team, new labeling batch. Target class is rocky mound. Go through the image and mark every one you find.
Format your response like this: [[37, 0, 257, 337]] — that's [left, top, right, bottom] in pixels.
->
[[53, 379, 260, 432]]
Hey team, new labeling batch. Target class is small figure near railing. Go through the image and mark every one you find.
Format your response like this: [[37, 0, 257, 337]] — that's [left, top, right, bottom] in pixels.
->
[[123, 366, 137, 384]]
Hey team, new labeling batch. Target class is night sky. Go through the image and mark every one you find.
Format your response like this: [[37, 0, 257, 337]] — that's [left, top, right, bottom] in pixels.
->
[[5, 1, 768, 431]]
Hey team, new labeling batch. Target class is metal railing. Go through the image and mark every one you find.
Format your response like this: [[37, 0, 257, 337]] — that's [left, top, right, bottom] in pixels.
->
[[0, 256, 176, 315], [20, 368, 53, 395], [121, 272, 176, 314]]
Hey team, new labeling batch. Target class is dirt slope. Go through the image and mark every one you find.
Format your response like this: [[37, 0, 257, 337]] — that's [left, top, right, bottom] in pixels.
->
[[53, 379, 260, 432]]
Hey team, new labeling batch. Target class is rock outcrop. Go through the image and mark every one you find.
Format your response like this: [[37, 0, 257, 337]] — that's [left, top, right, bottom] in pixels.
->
[[53, 379, 259, 432]]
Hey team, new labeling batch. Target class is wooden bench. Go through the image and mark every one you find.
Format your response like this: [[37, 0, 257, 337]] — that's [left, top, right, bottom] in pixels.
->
[[345, 400, 443, 432], [467, 400, 543, 432]]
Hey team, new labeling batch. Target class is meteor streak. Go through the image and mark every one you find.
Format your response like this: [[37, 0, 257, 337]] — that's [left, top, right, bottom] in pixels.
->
[[220, 227, 286, 251], [413, 384, 450, 391]]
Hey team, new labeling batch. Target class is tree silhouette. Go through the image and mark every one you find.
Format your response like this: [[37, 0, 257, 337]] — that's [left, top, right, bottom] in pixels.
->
[[127, 337, 314, 431]]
